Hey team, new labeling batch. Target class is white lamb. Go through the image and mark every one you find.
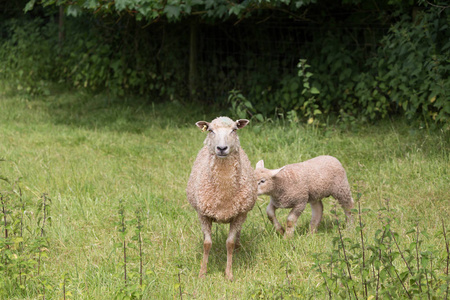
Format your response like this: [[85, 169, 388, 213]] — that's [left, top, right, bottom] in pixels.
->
[[255, 155, 354, 237], [186, 116, 257, 281]]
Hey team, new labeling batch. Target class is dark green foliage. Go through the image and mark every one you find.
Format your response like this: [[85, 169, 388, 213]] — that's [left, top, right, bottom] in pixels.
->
[[0, 18, 57, 95], [370, 8, 450, 127], [1, 0, 448, 128], [24, 0, 319, 21], [0, 14, 189, 99]]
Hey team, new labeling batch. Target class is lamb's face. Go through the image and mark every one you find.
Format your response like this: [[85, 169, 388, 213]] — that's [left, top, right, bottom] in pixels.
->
[[196, 117, 249, 158], [255, 168, 275, 196], [255, 160, 285, 196]]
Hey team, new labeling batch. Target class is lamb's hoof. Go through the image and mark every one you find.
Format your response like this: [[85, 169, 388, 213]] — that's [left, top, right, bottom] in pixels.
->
[[309, 227, 318, 234], [199, 271, 206, 279], [276, 227, 285, 236], [283, 231, 294, 239]]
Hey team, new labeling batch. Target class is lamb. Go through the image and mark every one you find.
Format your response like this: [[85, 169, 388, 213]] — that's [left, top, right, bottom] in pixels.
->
[[186, 116, 257, 281], [255, 155, 354, 237]]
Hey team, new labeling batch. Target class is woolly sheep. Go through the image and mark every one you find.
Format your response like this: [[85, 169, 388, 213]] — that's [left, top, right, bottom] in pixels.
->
[[186, 116, 257, 281], [255, 155, 354, 237]]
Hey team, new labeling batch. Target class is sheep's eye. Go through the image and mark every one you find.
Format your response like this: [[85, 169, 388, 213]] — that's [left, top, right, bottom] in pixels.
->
[[258, 179, 266, 185], [208, 129, 215, 134]]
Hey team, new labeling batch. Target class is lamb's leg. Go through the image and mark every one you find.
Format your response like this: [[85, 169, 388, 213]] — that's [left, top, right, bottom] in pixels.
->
[[309, 200, 323, 233], [285, 202, 307, 238], [198, 214, 212, 278], [266, 199, 285, 235], [225, 213, 247, 281]]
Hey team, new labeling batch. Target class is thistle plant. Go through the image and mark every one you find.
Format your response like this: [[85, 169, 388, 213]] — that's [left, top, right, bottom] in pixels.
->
[[312, 195, 450, 299], [114, 200, 148, 299]]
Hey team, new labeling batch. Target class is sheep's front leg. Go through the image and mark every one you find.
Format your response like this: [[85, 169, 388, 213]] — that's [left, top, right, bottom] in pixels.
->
[[309, 200, 323, 233], [198, 214, 212, 278], [266, 199, 285, 235], [226, 213, 247, 281], [285, 202, 307, 238]]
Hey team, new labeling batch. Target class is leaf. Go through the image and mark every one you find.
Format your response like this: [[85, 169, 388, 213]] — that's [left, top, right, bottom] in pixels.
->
[[310, 87, 320, 94], [24, 0, 36, 13], [164, 5, 181, 20], [244, 101, 253, 109], [66, 5, 83, 17], [255, 114, 264, 122], [406, 228, 416, 235]]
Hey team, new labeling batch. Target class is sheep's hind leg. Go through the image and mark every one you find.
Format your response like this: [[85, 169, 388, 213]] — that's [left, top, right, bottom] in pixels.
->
[[285, 202, 307, 238], [266, 200, 285, 235], [309, 200, 323, 233], [198, 214, 212, 278], [225, 213, 247, 281]]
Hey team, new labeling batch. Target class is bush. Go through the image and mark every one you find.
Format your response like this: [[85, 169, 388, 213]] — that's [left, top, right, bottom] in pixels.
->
[[0, 18, 58, 95], [1, 2, 448, 129], [305, 6, 450, 128], [367, 7, 450, 128]]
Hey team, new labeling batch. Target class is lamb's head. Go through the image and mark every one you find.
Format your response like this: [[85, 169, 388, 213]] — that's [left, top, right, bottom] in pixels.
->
[[255, 160, 285, 196], [196, 117, 249, 158]]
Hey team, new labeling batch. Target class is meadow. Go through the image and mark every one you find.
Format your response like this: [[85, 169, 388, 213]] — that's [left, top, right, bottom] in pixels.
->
[[1, 85, 449, 299]]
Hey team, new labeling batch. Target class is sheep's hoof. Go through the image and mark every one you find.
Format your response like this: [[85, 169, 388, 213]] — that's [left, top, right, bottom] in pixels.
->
[[284, 231, 294, 239], [226, 272, 233, 281], [199, 270, 207, 278]]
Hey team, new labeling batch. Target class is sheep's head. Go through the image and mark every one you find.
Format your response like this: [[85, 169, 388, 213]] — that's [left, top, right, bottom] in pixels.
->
[[255, 160, 285, 196], [196, 117, 249, 158]]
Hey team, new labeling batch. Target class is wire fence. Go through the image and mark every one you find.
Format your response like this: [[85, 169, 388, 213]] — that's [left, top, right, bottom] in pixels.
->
[[191, 16, 390, 102]]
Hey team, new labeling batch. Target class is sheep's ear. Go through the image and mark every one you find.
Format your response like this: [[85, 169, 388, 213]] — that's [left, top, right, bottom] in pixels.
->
[[196, 121, 210, 132], [235, 119, 250, 129], [270, 166, 285, 177], [256, 160, 264, 169]]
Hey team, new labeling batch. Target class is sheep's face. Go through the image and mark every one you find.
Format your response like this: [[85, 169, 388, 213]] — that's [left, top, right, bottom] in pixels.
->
[[196, 117, 249, 158], [255, 160, 284, 196]]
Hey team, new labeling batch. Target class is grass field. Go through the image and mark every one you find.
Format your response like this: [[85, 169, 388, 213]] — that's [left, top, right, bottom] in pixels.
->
[[1, 86, 449, 299]]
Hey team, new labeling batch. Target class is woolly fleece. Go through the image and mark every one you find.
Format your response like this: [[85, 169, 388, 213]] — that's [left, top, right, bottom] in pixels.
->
[[255, 155, 354, 236]]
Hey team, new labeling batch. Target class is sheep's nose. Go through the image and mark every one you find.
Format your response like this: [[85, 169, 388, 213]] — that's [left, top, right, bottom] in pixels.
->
[[217, 146, 228, 152]]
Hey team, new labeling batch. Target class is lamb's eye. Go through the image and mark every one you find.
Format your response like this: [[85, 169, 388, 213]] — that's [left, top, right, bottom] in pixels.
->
[[258, 179, 266, 185], [208, 129, 215, 135]]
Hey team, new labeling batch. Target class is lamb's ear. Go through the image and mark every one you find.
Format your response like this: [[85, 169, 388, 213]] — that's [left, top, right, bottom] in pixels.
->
[[256, 160, 264, 169], [195, 121, 210, 132], [270, 166, 285, 177], [235, 119, 250, 129]]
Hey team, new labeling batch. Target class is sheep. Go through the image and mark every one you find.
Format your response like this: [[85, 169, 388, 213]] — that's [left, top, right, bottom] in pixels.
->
[[255, 155, 354, 237], [186, 116, 257, 281]]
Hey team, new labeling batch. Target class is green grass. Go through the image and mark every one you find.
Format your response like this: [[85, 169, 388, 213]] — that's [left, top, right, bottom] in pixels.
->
[[1, 86, 449, 299]]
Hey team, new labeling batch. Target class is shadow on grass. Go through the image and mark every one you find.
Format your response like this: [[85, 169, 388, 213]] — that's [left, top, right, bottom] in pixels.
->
[[192, 222, 265, 278], [40, 89, 219, 132]]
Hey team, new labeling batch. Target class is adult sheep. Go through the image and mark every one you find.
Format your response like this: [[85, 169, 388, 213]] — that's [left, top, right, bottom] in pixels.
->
[[186, 116, 257, 281], [255, 156, 354, 238]]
